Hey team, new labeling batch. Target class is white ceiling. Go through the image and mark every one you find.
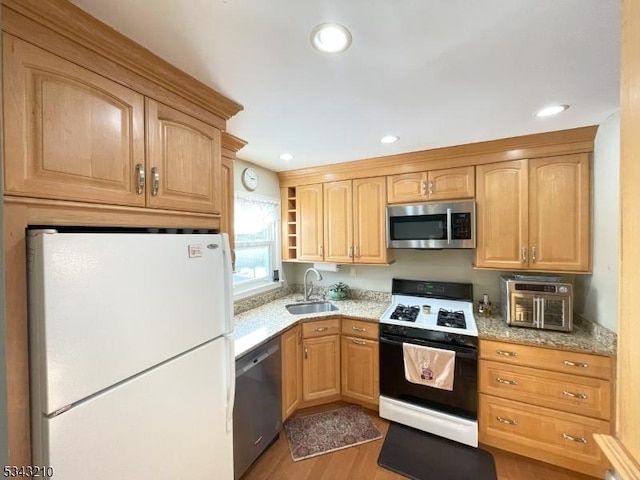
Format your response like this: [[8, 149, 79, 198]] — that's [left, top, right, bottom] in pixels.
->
[[70, 0, 620, 172]]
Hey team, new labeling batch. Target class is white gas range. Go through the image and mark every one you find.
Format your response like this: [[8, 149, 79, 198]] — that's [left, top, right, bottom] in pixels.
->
[[378, 278, 480, 447]]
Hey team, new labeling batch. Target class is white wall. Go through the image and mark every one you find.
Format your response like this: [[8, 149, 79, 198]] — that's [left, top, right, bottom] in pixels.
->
[[283, 250, 512, 305], [234, 158, 280, 199], [574, 112, 620, 332]]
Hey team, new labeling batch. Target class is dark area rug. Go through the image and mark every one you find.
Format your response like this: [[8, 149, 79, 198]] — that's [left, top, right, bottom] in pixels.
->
[[378, 422, 497, 480], [284, 405, 382, 461]]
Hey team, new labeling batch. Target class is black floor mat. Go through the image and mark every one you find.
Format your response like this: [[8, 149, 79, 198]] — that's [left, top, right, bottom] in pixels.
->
[[378, 422, 497, 480]]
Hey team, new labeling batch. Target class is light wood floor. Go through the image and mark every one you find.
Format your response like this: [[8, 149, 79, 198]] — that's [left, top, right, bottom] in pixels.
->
[[241, 402, 597, 480]]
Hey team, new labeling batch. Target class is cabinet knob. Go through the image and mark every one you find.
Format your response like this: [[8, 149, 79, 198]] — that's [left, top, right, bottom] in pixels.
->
[[563, 433, 588, 443], [151, 167, 160, 196], [135, 164, 145, 194], [496, 416, 518, 426], [304, 345, 308, 359], [562, 390, 588, 400], [563, 360, 588, 368], [496, 377, 518, 385]]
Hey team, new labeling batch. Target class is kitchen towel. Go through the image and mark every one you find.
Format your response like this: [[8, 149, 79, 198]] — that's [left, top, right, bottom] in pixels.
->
[[402, 343, 456, 390]]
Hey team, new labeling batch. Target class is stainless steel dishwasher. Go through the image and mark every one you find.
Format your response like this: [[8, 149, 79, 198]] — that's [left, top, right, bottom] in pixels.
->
[[233, 337, 282, 480]]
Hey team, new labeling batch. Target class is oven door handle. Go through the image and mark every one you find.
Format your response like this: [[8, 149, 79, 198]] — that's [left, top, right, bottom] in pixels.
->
[[379, 334, 478, 359]]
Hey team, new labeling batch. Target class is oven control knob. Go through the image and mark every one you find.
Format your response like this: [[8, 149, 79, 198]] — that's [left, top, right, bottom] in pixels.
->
[[558, 286, 569, 294]]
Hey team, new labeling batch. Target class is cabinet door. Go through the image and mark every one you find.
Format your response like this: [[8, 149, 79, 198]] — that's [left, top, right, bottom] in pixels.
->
[[281, 326, 302, 421], [297, 184, 324, 261], [387, 172, 427, 203], [302, 335, 340, 402], [475, 160, 529, 269], [341, 336, 379, 407], [427, 166, 475, 200], [146, 99, 221, 213], [353, 177, 391, 264], [220, 155, 235, 268], [529, 154, 591, 272], [323, 180, 353, 263], [3, 34, 145, 206]]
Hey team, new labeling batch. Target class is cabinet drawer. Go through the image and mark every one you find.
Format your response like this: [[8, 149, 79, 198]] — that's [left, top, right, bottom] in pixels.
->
[[341, 319, 378, 340], [302, 319, 341, 338], [479, 360, 611, 420], [480, 339, 612, 380], [480, 394, 610, 476]]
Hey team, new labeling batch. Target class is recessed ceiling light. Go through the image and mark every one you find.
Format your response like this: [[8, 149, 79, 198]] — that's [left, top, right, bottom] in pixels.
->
[[534, 105, 569, 117], [380, 135, 399, 144], [279, 153, 294, 161], [310, 23, 352, 54]]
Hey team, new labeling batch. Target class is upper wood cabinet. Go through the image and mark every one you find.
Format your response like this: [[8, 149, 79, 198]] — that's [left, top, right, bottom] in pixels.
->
[[297, 184, 324, 262], [387, 166, 475, 203], [476, 154, 590, 272], [3, 34, 146, 207], [3, 34, 224, 215], [323, 176, 392, 264], [146, 99, 221, 214]]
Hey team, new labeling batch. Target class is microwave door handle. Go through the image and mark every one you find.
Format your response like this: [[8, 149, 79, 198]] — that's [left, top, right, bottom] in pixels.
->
[[446, 208, 452, 245], [539, 297, 545, 329]]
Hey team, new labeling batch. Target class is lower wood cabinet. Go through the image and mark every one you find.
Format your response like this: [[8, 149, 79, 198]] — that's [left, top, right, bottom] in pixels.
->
[[282, 318, 380, 413], [281, 325, 302, 421], [479, 339, 613, 478], [302, 334, 341, 403]]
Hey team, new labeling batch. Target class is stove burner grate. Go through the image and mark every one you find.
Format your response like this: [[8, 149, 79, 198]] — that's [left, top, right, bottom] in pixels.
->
[[390, 304, 420, 322], [436, 308, 467, 329]]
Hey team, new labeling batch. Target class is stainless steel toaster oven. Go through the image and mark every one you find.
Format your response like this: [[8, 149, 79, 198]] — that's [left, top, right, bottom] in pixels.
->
[[500, 276, 573, 332]]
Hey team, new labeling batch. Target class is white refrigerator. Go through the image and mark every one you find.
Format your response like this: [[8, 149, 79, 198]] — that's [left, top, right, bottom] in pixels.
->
[[27, 230, 235, 479]]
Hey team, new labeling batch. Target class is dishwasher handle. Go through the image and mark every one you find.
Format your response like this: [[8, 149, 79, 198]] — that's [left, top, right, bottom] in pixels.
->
[[236, 343, 280, 377]]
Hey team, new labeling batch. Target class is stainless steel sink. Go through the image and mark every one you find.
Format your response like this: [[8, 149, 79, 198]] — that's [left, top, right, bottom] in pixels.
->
[[285, 301, 339, 315]]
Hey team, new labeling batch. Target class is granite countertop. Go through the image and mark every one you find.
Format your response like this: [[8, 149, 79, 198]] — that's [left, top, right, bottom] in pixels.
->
[[234, 294, 616, 359], [476, 314, 616, 356], [233, 294, 388, 358]]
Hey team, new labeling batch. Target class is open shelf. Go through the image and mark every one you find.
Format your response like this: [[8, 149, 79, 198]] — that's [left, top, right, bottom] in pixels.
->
[[281, 186, 298, 261]]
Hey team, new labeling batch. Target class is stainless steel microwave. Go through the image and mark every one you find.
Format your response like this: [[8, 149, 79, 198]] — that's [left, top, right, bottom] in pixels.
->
[[386, 200, 476, 249], [500, 276, 573, 332]]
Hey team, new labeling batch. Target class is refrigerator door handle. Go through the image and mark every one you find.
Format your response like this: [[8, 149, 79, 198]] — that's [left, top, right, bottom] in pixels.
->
[[224, 333, 236, 434], [220, 234, 234, 334]]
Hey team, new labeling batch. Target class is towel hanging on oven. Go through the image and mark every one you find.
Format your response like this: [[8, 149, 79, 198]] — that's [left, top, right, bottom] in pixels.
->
[[402, 343, 456, 391]]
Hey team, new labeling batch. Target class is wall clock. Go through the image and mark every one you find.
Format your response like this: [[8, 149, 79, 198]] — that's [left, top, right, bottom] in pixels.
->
[[242, 167, 259, 191]]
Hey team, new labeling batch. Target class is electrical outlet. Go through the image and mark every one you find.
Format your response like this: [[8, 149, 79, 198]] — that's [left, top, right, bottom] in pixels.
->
[[350, 266, 357, 277]]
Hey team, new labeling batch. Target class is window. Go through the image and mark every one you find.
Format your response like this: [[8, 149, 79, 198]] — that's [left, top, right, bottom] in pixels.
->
[[233, 193, 280, 296]]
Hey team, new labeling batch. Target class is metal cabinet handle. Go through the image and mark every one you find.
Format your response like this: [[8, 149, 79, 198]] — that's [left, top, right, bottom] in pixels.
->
[[421, 180, 427, 196], [531, 246, 537, 263], [564, 360, 589, 368], [304, 345, 308, 359], [496, 377, 518, 385], [428, 180, 434, 195], [315, 326, 329, 332], [521, 247, 527, 263], [563, 390, 588, 400], [319, 245, 323, 256], [348, 246, 353, 258], [352, 326, 366, 332], [352, 338, 366, 345], [254, 435, 263, 445], [563, 433, 587, 443], [496, 350, 518, 357], [135, 163, 145, 194], [496, 416, 518, 425], [355, 246, 360, 258], [151, 167, 160, 196]]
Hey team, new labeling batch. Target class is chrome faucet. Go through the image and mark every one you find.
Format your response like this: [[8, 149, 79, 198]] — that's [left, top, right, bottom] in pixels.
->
[[303, 268, 323, 301]]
